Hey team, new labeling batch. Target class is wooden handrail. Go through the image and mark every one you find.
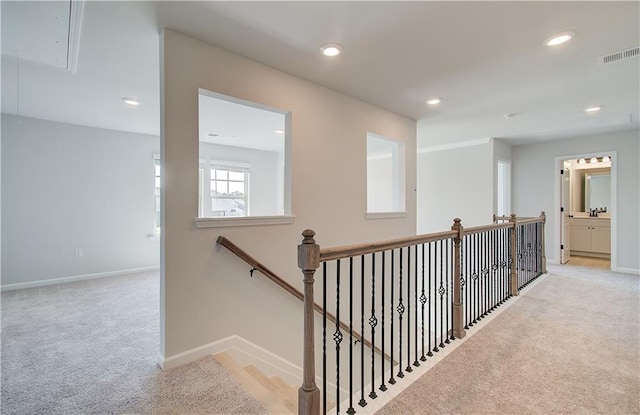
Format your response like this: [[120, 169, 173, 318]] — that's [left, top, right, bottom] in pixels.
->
[[216, 236, 391, 363], [463, 222, 513, 236], [320, 230, 457, 262], [517, 217, 545, 225]]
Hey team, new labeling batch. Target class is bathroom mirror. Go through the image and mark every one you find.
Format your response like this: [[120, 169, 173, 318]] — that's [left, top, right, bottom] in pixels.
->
[[585, 172, 610, 211]]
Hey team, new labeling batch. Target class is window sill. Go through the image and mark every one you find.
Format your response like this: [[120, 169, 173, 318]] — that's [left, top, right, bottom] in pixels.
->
[[365, 212, 408, 220], [194, 215, 295, 229]]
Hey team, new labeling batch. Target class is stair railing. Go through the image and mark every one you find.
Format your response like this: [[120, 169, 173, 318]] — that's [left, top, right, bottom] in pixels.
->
[[216, 236, 391, 365], [298, 212, 546, 415]]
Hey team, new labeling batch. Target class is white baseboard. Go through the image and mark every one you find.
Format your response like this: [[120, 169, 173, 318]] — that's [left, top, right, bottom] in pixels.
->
[[614, 267, 640, 275], [160, 335, 303, 385], [0, 266, 160, 292]]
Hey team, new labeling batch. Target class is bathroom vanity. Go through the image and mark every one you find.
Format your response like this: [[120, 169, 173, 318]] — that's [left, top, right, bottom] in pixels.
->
[[570, 217, 611, 258]]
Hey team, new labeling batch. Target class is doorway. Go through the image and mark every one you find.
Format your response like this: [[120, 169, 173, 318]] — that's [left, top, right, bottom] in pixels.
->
[[555, 152, 617, 270]]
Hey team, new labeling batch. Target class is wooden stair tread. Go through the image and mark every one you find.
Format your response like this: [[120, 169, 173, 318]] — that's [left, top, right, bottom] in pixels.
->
[[214, 352, 293, 414], [244, 365, 298, 413]]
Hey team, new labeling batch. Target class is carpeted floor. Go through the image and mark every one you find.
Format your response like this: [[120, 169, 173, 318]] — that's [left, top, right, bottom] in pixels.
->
[[1, 272, 266, 415], [378, 264, 640, 414], [3, 265, 638, 414]]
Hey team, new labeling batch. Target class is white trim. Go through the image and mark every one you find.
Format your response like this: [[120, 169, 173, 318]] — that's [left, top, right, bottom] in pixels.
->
[[160, 334, 345, 398], [613, 267, 640, 275], [1, 266, 160, 292], [365, 211, 408, 220], [160, 335, 302, 383], [553, 151, 617, 270], [194, 215, 295, 228], [417, 137, 492, 154]]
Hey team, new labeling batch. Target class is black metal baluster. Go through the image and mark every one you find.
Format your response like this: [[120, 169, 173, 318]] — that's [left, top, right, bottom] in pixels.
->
[[433, 240, 440, 353], [420, 243, 427, 362], [450, 239, 456, 341], [438, 239, 445, 349], [485, 231, 490, 317], [379, 251, 387, 393], [461, 233, 467, 330], [322, 262, 327, 415], [347, 258, 355, 415], [464, 235, 469, 329], [369, 254, 377, 400], [492, 229, 498, 311], [406, 246, 412, 372], [359, 256, 366, 408], [414, 245, 419, 367], [397, 248, 405, 379], [502, 227, 508, 302], [389, 250, 396, 385], [473, 233, 478, 321], [427, 242, 433, 357], [334, 260, 342, 414]]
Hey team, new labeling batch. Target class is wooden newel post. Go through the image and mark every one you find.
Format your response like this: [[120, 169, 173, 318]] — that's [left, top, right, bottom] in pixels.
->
[[451, 218, 466, 339], [298, 230, 320, 415], [540, 211, 547, 274], [509, 214, 519, 296]]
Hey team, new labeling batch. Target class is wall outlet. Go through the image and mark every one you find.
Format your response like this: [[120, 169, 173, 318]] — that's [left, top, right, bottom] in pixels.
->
[[74, 248, 83, 258]]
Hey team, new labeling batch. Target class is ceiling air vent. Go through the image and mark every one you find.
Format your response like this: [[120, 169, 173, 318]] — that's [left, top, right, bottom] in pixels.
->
[[599, 46, 639, 65]]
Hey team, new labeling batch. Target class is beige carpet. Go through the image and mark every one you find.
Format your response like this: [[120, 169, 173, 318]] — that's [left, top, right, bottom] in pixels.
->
[[1, 272, 266, 414], [378, 264, 640, 414]]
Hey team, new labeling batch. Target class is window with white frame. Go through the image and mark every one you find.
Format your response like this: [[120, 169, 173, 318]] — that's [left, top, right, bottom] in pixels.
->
[[209, 164, 249, 217], [366, 133, 405, 214], [153, 155, 161, 236]]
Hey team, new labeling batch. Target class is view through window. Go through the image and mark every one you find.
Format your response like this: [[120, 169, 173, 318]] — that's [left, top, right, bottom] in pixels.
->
[[198, 89, 290, 219]]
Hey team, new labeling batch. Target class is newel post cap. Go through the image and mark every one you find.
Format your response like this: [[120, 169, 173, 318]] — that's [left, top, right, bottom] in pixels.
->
[[298, 229, 320, 272]]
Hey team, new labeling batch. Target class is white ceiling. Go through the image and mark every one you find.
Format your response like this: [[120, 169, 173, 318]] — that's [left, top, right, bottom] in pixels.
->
[[2, 1, 638, 148]]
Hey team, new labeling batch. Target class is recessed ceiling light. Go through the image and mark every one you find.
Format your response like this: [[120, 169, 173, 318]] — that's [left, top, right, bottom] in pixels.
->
[[578, 158, 586, 165], [122, 97, 141, 106], [320, 43, 343, 57], [426, 97, 443, 105], [602, 156, 611, 162], [544, 31, 575, 47], [274, 129, 285, 134], [583, 105, 603, 113], [590, 157, 598, 163]]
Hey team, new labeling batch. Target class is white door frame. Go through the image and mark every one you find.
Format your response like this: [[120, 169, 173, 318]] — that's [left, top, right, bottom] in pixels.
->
[[553, 151, 617, 270]]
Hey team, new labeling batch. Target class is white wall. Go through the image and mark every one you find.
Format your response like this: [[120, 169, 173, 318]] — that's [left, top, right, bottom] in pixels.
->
[[160, 30, 417, 364], [199, 142, 280, 216], [1, 114, 160, 287], [512, 129, 639, 272], [417, 139, 494, 234]]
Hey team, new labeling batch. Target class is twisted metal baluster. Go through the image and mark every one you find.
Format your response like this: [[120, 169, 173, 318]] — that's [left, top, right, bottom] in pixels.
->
[[427, 242, 433, 357], [369, 253, 377, 400], [397, 248, 405, 379], [446, 239, 452, 343], [388, 250, 396, 385], [334, 260, 342, 414], [322, 262, 327, 415], [379, 251, 387, 392], [438, 239, 445, 349], [358, 256, 366, 407], [414, 244, 420, 367], [406, 246, 412, 373], [347, 258, 355, 415], [420, 243, 427, 362]]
